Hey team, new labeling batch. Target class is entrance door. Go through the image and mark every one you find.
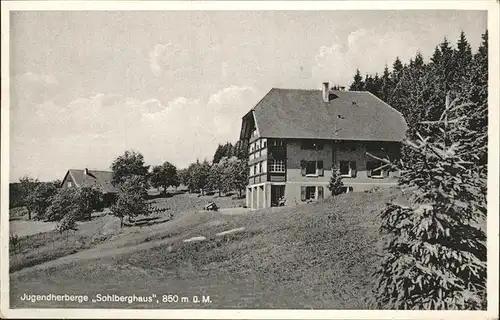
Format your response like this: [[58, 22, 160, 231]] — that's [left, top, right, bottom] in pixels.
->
[[271, 185, 285, 207]]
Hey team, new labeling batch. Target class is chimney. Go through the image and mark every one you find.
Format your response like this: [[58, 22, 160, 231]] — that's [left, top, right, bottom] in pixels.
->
[[322, 82, 329, 102], [84, 168, 89, 176]]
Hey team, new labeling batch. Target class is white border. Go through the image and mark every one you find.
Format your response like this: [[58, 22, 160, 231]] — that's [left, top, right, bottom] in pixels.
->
[[1, 1, 499, 319]]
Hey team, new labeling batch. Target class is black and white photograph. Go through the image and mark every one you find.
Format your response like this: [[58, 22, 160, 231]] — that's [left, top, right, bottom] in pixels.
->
[[1, 1, 499, 319]]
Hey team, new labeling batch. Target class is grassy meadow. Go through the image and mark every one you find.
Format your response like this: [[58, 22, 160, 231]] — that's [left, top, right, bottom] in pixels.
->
[[9, 188, 408, 309]]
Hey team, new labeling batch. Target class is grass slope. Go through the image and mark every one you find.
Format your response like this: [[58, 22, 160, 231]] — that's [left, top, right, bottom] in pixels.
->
[[10, 188, 404, 309]]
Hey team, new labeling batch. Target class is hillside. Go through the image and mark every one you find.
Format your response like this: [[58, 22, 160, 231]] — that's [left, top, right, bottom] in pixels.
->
[[10, 187, 406, 309]]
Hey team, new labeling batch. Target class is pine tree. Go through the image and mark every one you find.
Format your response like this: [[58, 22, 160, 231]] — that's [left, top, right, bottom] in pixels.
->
[[372, 73, 382, 96], [349, 69, 365, 91], [378, 65, 392, 102], [423, 38, 455, 123], [414, 52, 424, 68], [364, 74, 374, 93], [373, 94, 487, 310], [463, 30, 488, 172], [392, 57, 404, 83], [452, 31, 473, 95]]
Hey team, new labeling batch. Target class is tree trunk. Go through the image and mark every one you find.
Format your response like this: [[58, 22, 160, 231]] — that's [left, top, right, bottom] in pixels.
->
[[28, 210, 31, 220], [164, 185, 167, 194], [88, 201, 92, 221], [120, 217, 123, 228]]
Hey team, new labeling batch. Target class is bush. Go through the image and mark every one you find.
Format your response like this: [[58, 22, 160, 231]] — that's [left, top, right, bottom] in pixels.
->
[[9, 235, 20, 253], [55, 210, 78, 234], [328, 165, 344, 196]]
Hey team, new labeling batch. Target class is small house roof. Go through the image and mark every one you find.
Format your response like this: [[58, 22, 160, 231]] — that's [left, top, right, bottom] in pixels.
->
[[63, 169, 117, 194]]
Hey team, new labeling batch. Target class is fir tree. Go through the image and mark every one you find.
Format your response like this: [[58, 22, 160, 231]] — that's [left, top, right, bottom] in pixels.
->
[[392, 57, 404, 83], [414, 52, 424, 68], [349, 69, 365, 91], [464, 30, 488, 172], [452, 31, 473, 95], [373, 94, 487, 310], [364, 74, 374, 93], [378, 65, 392, 102]]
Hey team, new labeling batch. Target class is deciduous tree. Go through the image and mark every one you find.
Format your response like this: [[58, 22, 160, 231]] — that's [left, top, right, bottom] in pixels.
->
[[25, 182, 57, 220], [150, 161, 179, 194], [111, 150, 150, 186], [110, 175, 149, 228]]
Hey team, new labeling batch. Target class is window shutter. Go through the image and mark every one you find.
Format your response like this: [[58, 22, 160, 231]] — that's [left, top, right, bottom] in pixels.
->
[[317, 186, 324, 200], [350, 161, 357, 178], [300, 186, 306, 201], [300, 160, 306, 176], [367, 169, 372, 178], [317, 160, 324, 176]]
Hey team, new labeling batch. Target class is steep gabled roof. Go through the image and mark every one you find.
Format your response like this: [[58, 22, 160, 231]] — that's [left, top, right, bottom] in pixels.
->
[[251, 88, 407, 141], [63, 169, 117, 194]]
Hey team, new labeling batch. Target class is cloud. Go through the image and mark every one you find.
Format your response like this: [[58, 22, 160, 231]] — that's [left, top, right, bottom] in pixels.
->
[[11, 72, 60, 107], [10, 85, 259, 181], [140, 85, 258, 164], [21, 72, 59, 86], [311, 28, 421, 87], [149, 43, 188, 76]]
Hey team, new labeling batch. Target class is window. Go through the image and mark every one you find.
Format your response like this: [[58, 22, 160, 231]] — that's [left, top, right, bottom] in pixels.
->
[[301, 160, 324, 176], [366, 161, 386, 178], [302, 140, 324, 150], [300, 186, 316, 201], [263, 140, 267, 148], [259, 162, 262, 174], [339, 161, 357, 177], [68, 181, 72, 188], [339, 161, 350, 175], [306, 186, 316, 200], [306, 161, 316, 175], [269, 159, 285, 173], [254, 164, 258, 175]]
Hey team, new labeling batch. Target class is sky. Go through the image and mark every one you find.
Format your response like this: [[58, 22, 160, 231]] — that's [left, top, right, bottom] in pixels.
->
[[9, 10, 487, 182]]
